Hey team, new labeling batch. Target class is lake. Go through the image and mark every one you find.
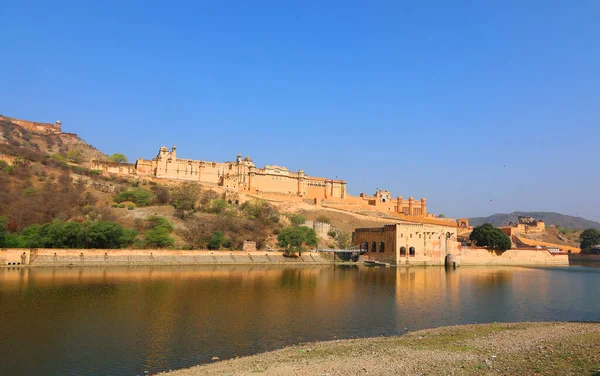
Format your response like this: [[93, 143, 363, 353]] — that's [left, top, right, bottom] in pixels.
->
[[1, 264, 599, 375]]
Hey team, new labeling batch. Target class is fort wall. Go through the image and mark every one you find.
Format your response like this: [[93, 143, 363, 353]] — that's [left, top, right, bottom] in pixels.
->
[[0, 115, 62, 134]]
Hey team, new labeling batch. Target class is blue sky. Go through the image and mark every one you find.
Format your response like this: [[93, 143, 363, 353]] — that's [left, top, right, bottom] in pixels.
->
[[1, 1, 599, 221]]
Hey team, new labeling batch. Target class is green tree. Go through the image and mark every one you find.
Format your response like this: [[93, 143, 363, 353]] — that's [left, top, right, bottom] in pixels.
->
[[144, 216, 174, 248], [108, 153, 128, 163], [580, 229, 600, 251], [277, 226, 318, 255], [335, 230, 352, 249], [208, 231, 231, 250], [83, 221, 136, 249], [469, 223, 512, 252], [0, 216, 6, 247]]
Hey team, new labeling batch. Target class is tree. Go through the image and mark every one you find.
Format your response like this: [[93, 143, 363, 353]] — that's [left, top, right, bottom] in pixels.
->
[[469, 223, 511, 252], [240, 199, 280, 223], [335, 230, 352, 249], [580, 229, 600, 251], [171, 183, 203, 218], [208, 231, 231, 250], [0, 216, 6, 247], [66, 148, 84, 163], [83, 221, 136, 249], [108, 153, 128, 163], [144, 216, 174, 248], [277, 226, 318, 255]]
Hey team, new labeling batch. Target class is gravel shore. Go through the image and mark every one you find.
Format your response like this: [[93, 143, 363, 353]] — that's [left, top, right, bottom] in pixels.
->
[[166, 322, 600, 375]]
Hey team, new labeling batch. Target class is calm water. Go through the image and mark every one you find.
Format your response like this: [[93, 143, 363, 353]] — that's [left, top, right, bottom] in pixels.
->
[[1, 264, 599, 375]]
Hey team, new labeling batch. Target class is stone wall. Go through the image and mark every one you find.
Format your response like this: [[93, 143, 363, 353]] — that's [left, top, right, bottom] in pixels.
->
[[568, 254, 600, 264], [458, 247, 568, 266], [0, 249, 332, 267], [302, 220, 334, 236], [0, 115, 62, 134]]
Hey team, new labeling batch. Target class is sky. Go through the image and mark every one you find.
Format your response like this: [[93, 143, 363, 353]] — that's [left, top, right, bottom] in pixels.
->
[[1, 1, 599, 221]]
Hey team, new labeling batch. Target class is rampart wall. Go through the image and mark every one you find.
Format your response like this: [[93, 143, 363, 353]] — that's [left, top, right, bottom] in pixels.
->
[[0, 249, 332, 267], [0, 115, 62, 134]]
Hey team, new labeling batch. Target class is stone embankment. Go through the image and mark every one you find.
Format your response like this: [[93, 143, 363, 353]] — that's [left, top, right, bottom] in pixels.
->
[[167, 322, 600, 376], [0, 249, 332, 267]]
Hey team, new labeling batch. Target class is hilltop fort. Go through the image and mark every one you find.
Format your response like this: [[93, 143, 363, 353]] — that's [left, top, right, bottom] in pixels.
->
[[91, 146, 432, 219]]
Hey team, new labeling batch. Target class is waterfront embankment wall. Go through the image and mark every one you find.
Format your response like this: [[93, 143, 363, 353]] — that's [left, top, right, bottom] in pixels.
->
[[0, 249, 332, 267], [457, 247, 569, 266], [568, 254, 600, 264]]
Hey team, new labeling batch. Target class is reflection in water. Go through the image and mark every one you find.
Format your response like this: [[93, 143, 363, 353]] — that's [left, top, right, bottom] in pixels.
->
[[1, 265, 599, 375]]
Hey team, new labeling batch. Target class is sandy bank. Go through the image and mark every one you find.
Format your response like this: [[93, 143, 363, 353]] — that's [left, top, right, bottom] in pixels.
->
[[167, 322, 600, 375]]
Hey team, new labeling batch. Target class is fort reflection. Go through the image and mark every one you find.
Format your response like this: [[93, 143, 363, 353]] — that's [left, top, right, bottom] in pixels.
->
[[0, 265, 598, 375]]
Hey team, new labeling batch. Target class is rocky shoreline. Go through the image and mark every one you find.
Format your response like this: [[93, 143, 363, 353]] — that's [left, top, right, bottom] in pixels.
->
[[166, 322, 600, 375]]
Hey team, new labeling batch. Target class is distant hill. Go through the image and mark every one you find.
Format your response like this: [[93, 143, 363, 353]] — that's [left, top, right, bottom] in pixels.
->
[[469, 212, 600, 230]]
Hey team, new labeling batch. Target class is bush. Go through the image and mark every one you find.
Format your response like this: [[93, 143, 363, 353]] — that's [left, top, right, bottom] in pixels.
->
[[127, 203, 135, 210], [118, 204, 125, 208], [111, 203, 118, 208], [316, 215, 331, 224], [327, 229, 337, 238], [113, 189, 155, 207], [289, 214, 306, 227]]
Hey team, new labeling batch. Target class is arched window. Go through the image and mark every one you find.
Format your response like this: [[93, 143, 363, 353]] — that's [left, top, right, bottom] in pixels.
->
[[409, 247, 416, 256], [363, 242, 369, 252], [371, 241, 377, 253], [446, 232, 452, 239], [379, 242, 385, 253], [400, 246, 407, 256]]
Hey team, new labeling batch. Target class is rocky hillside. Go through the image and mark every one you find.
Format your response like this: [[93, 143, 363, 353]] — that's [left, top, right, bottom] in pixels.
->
[[469, 211, 600, 230], [0, 117, 107, 162]]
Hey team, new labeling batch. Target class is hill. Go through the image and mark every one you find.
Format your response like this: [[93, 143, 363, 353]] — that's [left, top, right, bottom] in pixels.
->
[[0, 117, 107, 162], [469, 211, 600, 230]]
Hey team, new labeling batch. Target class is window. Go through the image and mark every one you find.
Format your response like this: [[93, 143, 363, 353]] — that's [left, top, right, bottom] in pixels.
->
[[371, 241, 377, 253], [409, 247, 416, 256], [379, 242, 385, 253], [363, 242, 369, 252], [400, 246, 407, 256]]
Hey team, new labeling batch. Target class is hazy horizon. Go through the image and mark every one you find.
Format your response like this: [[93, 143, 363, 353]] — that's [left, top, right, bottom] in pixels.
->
[[2, 1, 598, 221]]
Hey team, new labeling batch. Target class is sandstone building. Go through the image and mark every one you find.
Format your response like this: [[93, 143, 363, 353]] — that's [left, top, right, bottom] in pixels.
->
[[353, 223, 459, 265], [91, 146, 436, 217], [92, 146, 347, 199]]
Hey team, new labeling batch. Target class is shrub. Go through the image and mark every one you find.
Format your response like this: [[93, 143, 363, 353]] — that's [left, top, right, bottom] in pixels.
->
[[111, 203, 118, 208], [240, 199, 280, 223], [316, 215, 331, 224], [118, 204, 125, 208], [327, 229, 337, 238], [127, 203, 135, 210], [289, 214, 306, 227], [113, 189, 155, 207]]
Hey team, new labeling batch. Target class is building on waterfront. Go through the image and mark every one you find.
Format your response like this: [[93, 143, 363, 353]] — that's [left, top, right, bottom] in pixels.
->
[[352, 223, 459, 265]]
